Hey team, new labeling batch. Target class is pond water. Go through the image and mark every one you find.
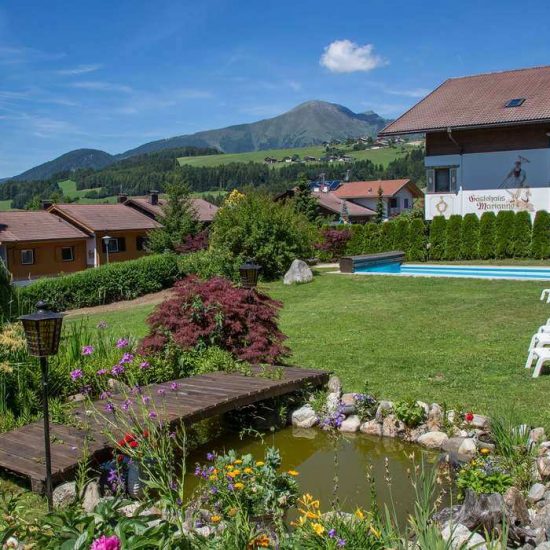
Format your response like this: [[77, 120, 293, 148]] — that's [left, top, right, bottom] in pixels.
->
[[184, 426, 438, 525]]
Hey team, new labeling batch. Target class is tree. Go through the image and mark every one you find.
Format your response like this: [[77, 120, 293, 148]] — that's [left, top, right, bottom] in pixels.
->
[[393, 218, 409, 253], [479, 212, 497, 259], [531, 210, 550, 259], [407, 219, 427, 261], [495, 211, 515, 258], [363, 223, 380, 253], [428, 216, 447, 260], [292, 174, 318, 222], [445, 215, 463, 260], [147, 181, 200, 253], [379, 220, 396, 251], [375, 186, 385, 224], [0, 260, 15, 321], [461, 213, 480, 260], [512, 210, 532, 257]]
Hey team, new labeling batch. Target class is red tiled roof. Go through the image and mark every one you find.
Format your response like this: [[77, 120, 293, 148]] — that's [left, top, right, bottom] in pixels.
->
[[312, 192, 375, 218], [126, 197, 219, 222], [380, 66, 550, 135], [334, 179, 423, 199], [0, 211, 88, 243], [49, 204, 161, 232]]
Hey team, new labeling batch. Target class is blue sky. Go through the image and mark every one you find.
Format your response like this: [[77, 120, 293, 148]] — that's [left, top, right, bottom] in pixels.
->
[[1, 0, 550, 177]]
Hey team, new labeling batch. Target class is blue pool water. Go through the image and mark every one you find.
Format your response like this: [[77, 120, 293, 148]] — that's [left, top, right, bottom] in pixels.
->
[[354, 262, 550, 280]]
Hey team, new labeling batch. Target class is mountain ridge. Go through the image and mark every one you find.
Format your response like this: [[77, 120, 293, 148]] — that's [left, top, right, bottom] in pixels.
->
[[8, 100, 389, 181]]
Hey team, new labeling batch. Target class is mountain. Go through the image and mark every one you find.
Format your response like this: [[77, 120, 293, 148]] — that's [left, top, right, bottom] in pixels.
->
[[7, 101, 389, 181], [11, 149, 115, 181], [120, 101, 388, 158]]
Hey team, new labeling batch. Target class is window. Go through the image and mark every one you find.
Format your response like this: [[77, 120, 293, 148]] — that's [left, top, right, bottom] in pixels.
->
[[435, 168, 451, 192], [426, 167, 458, 193], [107, 239, 119, 253], [21, 249, 34, 265], [61, 247, 74, 262], [389, 198, 398, 208], [101, 237, 126, 253], [505, 98, 525, 108], [136, 236, 147, 251], [403, 198, 410, 209]]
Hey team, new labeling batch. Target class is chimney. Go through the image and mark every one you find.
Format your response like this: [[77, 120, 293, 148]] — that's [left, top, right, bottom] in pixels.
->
[[41, 199, 53, 210], [117, 193, 128, 204], [150, 190, 159, 205]]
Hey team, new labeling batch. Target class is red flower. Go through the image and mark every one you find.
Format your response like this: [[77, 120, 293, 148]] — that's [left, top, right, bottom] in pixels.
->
[[129, 440, 138, 448], [123, 433, 135, 444], [465, 412, 474, 423]]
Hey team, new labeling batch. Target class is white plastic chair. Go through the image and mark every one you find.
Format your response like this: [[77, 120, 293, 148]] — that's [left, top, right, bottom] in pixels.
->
[[526, 347, 550, 377], [541, 289, 550, 302], [537, 325, 550, 334], [528, 332, 550, 352]]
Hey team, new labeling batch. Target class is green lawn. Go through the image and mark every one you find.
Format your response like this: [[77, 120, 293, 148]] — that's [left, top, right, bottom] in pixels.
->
[[0, 199, 12, 211], [70, 271, 550, 426], [177, 145, 409, 168], [58, 180, 117, 204]]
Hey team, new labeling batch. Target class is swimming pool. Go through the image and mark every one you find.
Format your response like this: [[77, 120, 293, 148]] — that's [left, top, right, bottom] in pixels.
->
[[353, 262, 550, 280]]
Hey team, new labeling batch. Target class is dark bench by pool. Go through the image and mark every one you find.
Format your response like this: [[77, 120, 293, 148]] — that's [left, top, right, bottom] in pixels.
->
[[340, 251, 405, 274]]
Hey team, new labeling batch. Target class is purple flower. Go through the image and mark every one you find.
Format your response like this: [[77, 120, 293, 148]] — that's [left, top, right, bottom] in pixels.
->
[[157, 389, 166, 397], [90, 534, 121, 550], [97, 368, 107, 376], [111, 364, 125, 376], [119, 353, 134, 365], [328, 529, 336, 538], [228, 482, 234, 491], [104, 402, 116, 414], [116, 338, 129, 349], [70, 369, 83, 381], [130, 385, 142, 395], [106, 469, 124, 493], [148, 411, 157, 419], [170, 382, 179, 391], [121, 399, 132, 411], [210, 486, 218, 494], [139, 361, 150, 369], [142, 395, 151, 405], [81, 345, 94, 356], [206, 452, 216, 461], [99, 391, 112, 400], [337, 539, 346, 547], [96, 321, 108, 329]]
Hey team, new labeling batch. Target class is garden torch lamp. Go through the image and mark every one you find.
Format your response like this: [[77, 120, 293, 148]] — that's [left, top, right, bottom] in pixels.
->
[[19, 301, 64, 510], [239, 259, 261, 290]]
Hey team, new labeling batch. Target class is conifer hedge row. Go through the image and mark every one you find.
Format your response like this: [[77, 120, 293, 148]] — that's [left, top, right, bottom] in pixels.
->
[[342, 210, 550, 261]]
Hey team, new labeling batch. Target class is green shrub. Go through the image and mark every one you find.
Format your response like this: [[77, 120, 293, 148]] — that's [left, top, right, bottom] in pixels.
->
[[344, 224, 366, 255], [209, 191, 315, 280], [444, 215, 462, 260], [478, 212, 497, 259], [460, 213, 480, 260], [0, 261, 15, 321], [394, 400, 427, 428], [177, 249, 241, 282], [407, 218, 427, 261], [362, 223, 381, 253], [495, 210, 515, 258], [512, 210, 532, 257], [379, 220, 396, 251], [393, 218, 409, 253], [18, 253, 180, 312], [531, 210, 550, 259], [428, 216, 446, 260], [456, 458, 514, 497]]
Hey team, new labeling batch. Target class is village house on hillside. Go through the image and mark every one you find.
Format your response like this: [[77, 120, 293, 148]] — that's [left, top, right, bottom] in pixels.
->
[[48, 203, 161, 268], [379, 65, 550, 219], [124, 191, 219, 224], [0, 210, 89, 282]]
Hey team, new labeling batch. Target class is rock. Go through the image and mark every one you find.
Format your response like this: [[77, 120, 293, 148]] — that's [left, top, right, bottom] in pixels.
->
[[283, 259, 313, 285], [292, 427, 317, 439], [505, 487, 530, 528], [536, 543, 550, 550], [340, 404, 355, 416], [416, 401, 430, 416], [339, 415, 360, 433], [470, 414, 489, 430], [327, 375, 342, 396], [539, 442, 550, 456], [360, 420, 382, 436], [440, 522, 487, 550], [417, 431, 449, 449], [341, 393, 356, 406], [531, 428, 547, 445], [452, 428, 469, 438], [53, 481, 77, 509], [447, 410, 456, 424], [107, 378, 131, 394], [325, 392, 340, 413], [537, 456, 550, 479], [427, 403, 443, 430], [407, 425, 428, 443], [82, 481, 101, 513], [456, 489, 504, 533], [458, 438, 477, 460], [375, 401, 393, 422], [529, 483, 547, 504], [382, 414, 405, 438], [120, 502, 141, 517], [291, 405, 318, 429], [68, 393, 86, 402]]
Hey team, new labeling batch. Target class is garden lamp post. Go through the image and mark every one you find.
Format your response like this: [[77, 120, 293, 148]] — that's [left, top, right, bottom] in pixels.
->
[[102, 235, 112, 265], [239, 259, 261, 290], [19, 301, 64, 510]]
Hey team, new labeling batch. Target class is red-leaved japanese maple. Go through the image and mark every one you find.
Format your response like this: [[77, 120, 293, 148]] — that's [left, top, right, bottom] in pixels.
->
[[176, 229, 209, 253], [139, 276, 289, 364]]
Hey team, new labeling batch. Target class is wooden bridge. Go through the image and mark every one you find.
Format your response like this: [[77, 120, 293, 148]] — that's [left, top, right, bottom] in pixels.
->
[[0, 366, 329, 493]]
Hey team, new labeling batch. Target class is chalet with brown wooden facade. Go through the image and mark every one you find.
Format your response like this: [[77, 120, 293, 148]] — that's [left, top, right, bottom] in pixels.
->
[[379, 65, 550, 219]]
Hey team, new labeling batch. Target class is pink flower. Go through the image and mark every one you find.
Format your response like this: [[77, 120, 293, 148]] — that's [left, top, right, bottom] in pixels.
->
[[82, 345, 94, 356], [97, 368, 107, 376], [119, 353, 134, 365], [70, 369, 83, 381], [116, 338, 129, 349], [139, 361, 150, 369], [90, 535, 121, 550]]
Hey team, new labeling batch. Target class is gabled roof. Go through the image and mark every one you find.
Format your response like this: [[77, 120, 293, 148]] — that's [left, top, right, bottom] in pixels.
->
[[380, 65, 550, 135], [125, 197, 219, 222], [49, 204, 161, 233], [334, 179, 423, 199], [0, 211, 88, 243], [312, 191, 375, 218]]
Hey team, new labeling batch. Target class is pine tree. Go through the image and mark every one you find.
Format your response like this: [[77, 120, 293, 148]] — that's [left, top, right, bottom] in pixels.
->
[[375, 186, 385, 224], [428, 216, 447, 260], [479, 212, 497, 259], [531, 210, 550, 259], [445, 215, 463, 260], [293, 174, 318, 222], [495, 211, 516, 258], [380, 220, 396, 251], [461, 213, 480, 259], [512, 210, 532, 257], [393, 218, 409, 253]]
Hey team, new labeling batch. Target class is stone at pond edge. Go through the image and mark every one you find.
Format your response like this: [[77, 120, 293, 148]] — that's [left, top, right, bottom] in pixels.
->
[[341, 393, 356, 406], [53, 481, 77, 509], [456, 490, 503, 532], [82, 480, 101, 513], [504, 486, 530, 529], [427, 403, 443, 431], [529, 483, 547, 504], [470, 414, 489, 430], [339, 415, 361, 433], [283, 259, 313, 285], [440, 522, 487, 550], [537, 456, 550, 479], [375, 401, 393, 423], [327, 375, 342, 396], [325, 392, 340, 413], [531, 428, 547, 445], [442, 437, 477, 461], [458, 438, 477, 460], [360, 420, 382, 436], [381, 414, 405, 438], [107, 377, 131, 394], [417, 431, 449, 449], [291, 405, 318, 429]]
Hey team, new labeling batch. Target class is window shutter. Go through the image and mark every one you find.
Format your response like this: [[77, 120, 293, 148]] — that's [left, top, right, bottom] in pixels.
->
[[118, 237, 126, 252], [450, 168, 458, 192], [426, 169, 435, 192]]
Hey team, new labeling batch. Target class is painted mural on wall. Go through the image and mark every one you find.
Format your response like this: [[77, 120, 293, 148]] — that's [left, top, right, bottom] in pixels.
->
[[500, 156, 529, 188]]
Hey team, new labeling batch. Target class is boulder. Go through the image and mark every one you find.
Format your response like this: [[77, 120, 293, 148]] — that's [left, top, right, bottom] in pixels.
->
[[82, 481, 101, 513], [375, 401, 393, 422], [325, 392, 340, 414], [107, 378, 131, 394], [470, 414, 489, 430], [327, 375, 342, 396], [536, 542, 550, 550], [456, 490, 504, 532], [442, 437, 477, 461], [339, 415, 361, 433], [283, 259, 313, 285], [417, 431, 449, 449], [440, 522, 487, 550], [504, 487, 530, 529], [458, 438, 477, 460], [291, 405, 318, 429], [531, 428, 547, 445], [416, 401, 430, 416], [382, 414, 405, 438], [341, 393, 356, 406], [53, 481, 77, 509], [360, 420, 382, 437], [427, 403, 443, 431], [529, 483, 547, 504], [537, 456, 550, 479]]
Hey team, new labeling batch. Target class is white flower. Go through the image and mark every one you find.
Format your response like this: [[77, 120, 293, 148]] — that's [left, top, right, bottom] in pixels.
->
[[3, 537, 20, 549]]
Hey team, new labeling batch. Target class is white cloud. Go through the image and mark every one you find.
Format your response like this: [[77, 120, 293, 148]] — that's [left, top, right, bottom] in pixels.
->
[[386, 87, 430, 98], [71, 80, 133, 93], [320, 40, 387, 73], [55, 64, 102, 75]]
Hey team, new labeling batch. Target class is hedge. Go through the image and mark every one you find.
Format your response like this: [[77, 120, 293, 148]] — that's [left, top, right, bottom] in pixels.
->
[[345, 224, 366, 256], [512, 211, 532, 257], [429, 216, 447, 260], [408, 218, 427, 261], [362, 223, 380, 254], [461, 214, 480, 260], [445, 215, 463, 260], [496, 211, 516, 258], [393, 218, 410, 254], [531, 210, 550, 259], [478, 212, 497, 260], [18, 253, 180, 312]]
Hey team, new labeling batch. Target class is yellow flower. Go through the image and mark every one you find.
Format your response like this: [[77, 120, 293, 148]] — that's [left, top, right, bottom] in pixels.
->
[[248, 534, 270, 548], [244, 467, 253, 474], [210, 515, 221, 524], [287, 470, 299, 477], [255, 461, 265, 467], [234, 459, 243, 464], [209, 474, 218, 481], [355, 508, 365, 520], [311, 522, 325, 536], [305, 511, 320, 519], [234, 482, 244, 490], [226, 464, 234, 471], [480, 447, 491, 456], [228, 507, 238, 517], [227, 469, 240, 478], [369, 525, 381, 538]]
